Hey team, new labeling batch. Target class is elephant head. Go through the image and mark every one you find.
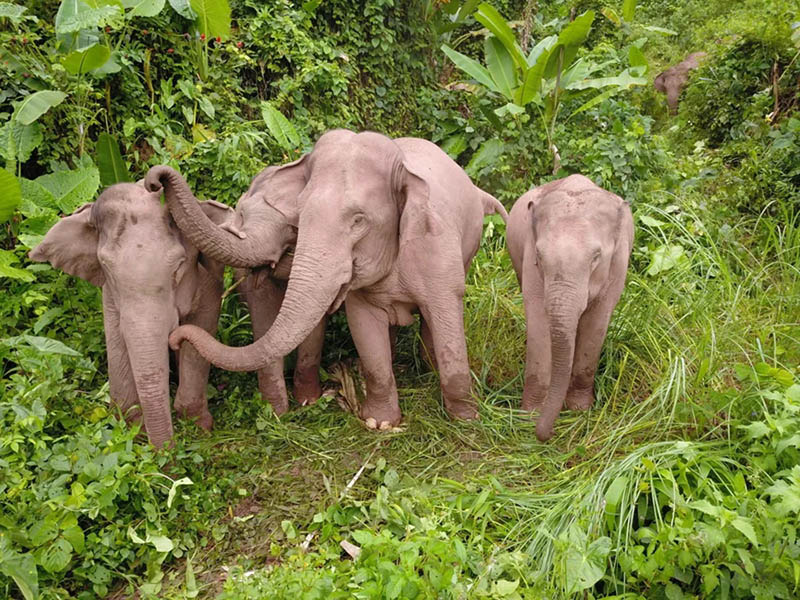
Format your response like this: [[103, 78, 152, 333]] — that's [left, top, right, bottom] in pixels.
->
[[654, 51, 707, 115], [29, 183, 231, 448], [168, 129, 431, 371], [526, 175, 629, 441], [145, 162, 302, 272]]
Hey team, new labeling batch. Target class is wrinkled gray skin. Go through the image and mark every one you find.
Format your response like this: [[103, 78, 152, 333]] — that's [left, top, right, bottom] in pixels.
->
[[28, 183, 231, 448], [506, 175, 633, 442], [144, 166, 326, 413], [654, 52, 707, 114], [158, 130, 508, 429]]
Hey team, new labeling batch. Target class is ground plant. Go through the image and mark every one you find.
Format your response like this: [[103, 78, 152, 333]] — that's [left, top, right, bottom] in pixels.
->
[[1, 0, 799, 599]]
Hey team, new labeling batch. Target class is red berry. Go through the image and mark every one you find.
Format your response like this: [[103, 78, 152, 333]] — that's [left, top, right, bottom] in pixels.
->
[[215, 36, 221, 43], [22, 72, 29, 78], [105, 26, 111, 33], [200, 33, 206, 41], [22, 38, 28, 44], [237, 41, 243, 48], [142, 29, 148, 35], [167, 48, 174, 54]]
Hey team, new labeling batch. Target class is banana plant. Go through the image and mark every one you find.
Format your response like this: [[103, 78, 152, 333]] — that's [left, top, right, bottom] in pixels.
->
[[442, 3, 648, 173]]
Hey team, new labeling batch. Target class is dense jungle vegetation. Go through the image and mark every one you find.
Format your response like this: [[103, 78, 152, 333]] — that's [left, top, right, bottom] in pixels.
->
[[1, 0, 799, 598]]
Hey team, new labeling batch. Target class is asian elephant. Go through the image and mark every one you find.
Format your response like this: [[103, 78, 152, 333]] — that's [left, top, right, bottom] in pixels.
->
[[28, 182, 232, 448], [144, 165, 326, 414], [147, 130, 508, 429], [654, 51, 707, 114], [506, 175, 633, 442]]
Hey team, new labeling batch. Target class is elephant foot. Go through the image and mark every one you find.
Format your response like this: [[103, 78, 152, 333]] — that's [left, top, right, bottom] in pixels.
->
[[175, 403, 214, 431], [521, 376, 547, 412], [293, 372, 322, 407], [266, 396, 289, 416], [444, 398, 479, 421], [566, 387, 594, 411], [360, 399, 402, 432], [257, 373, 290, 416]]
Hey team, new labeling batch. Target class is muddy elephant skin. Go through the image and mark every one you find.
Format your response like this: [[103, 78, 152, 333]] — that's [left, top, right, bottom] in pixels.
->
[[144, 165, 326, 414], [506, 175, 633, 442], [654, 51, 707, 114], [29, 182, 232, 448], [161, 129, 508, 429]]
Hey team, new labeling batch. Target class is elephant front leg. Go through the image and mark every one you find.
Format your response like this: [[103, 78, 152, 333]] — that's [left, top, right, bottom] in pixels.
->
[[345, 292, 400, 430], [174, 282, 221, 430], [244, 273, 290, 415], [420, 298, 477, 421], [521, 272, 550, 412], [293, 315, 326, 406]]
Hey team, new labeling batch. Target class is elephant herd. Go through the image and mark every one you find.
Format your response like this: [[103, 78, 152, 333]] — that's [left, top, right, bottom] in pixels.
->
[[30, 129, 633, 448]]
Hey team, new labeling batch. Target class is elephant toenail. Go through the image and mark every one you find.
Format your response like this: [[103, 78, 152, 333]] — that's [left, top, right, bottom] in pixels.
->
[[365, 417, 377, 429], [379, 421, 391, 431]]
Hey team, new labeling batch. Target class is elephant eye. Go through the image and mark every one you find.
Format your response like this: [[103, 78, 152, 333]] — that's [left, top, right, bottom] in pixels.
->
[[352, 214, 366, 228]]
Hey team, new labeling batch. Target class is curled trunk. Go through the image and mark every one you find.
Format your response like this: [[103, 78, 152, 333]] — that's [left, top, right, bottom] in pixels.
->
[[171, 231, 346, 372], [145, 166, 263, 268]]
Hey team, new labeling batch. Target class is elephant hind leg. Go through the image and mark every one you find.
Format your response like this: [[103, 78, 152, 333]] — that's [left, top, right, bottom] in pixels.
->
[[293, 316, 326, 406]]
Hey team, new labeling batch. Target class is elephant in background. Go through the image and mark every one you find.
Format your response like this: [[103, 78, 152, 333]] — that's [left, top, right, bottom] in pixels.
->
[[29, 182, 232, 448], [654, 51, 707, 114], [145, 165, 325, 414], [506, 175, 633, 442], [149, 130, 508, 429]]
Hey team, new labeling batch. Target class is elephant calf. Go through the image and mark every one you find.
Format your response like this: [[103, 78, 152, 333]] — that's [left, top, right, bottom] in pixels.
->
[[506, 175, 633, 442], [29, 182, 232, 448], [654, 51, 707, 114]]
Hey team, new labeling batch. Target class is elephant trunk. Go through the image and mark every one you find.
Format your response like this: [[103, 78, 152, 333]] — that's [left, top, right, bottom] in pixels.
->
[[170, 226, 348, 372], [536, 282, 584, 442], [145, 166, 263, 268], [120, 313, 173, 448]]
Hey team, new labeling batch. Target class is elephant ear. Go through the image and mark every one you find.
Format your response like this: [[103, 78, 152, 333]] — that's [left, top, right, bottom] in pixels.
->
[[28, 203, 104, 286], [173, 200, 232, 317], [396, 161, 444, 245], [259, 154, 310, 227]]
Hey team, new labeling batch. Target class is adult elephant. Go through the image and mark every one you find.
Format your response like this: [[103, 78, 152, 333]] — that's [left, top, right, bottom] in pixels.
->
[[147, 130, 507, 429], [144, 165, 325, 414]]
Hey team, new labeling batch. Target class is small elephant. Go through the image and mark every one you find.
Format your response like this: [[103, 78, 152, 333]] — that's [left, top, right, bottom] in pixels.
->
[[151, 130, 508, 429], [654, 51, 707, 114], [29, 182, 232, 448], [506, 175, 633, 442], [145, 166, 326, 415]]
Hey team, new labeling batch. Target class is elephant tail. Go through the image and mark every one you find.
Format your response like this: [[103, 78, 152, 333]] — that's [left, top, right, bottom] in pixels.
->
[[479, 190, 509, 223]]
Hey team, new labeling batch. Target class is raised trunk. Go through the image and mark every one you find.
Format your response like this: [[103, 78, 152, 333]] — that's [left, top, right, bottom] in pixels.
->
[[535, 284, 582, 442], [122, 319, 173, 448], [145, 166, 263, 267], [171, 231, 348, 372]]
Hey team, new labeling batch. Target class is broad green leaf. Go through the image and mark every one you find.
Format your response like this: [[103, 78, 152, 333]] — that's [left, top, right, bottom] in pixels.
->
[[740, 421, 770, 439], [167, 0, 195, 18], [56, 3, 122, 33], [0, 169, 21, 223], [526, 34, 557, 68], [62, 43, 110, 74], [629, 45, 647, 68], [493, 579, 519, 596], [261, 103, 299, 151], [96, 132, 131, 186], [149, 534, 174, 553], [0, 2, 26, 21], [190, 0, 231, 40], [544, 11, 595, 79], [0, 249, 34, 281], [122, 0, 164, 18], [440, 134, 467, 159], [301, 0, 322, 13], [61, 526, 85, 553], [561, 524, 611, 594], [765, 478, 800, 515], [128, 526, 146, 544], [167, 477, 193, 508], [466, 138, 504, 177], [474, 3, 527, 71], [0, 551, 39, 600], [638, 214, 666, 227], [15, 91, 68, 126], [0, 120, 43, 163], [600, 6, 620, 26], [20, 178, 59, 213], [441, 45, 498, 93], [197, 95, 215, 119], [604, 475, 628, 528], [35, 166, 100, 214], [642, 25, 677, 35], [566, 70, 646, 90], [731, 517, 759, 546], [494, 102, 525, 117], [484, 37, 517, 101], [647, 244, 686, 276], [622, 0, 636, 22], [569, 87, 618, 119], [39, 538, 72, 573], [18, 335, 82, 356]]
